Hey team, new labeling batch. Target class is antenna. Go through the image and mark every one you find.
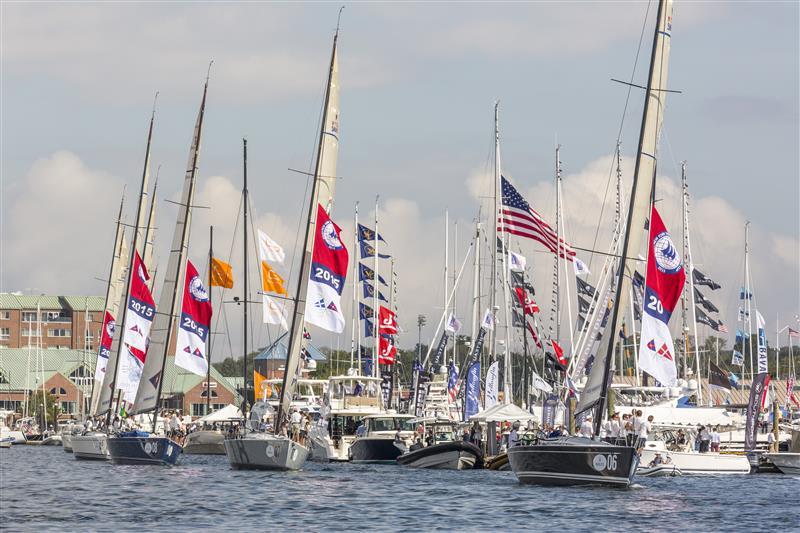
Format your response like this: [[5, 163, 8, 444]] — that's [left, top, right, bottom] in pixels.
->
[[336, 6, 345, 34], [206, 60, 214, 83]]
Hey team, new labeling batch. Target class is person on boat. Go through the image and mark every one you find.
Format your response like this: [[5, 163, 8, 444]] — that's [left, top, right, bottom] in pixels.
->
[[290, 408, 302, 442], [603, 413, 620, 443], [579, 416, 593, 438], [469, 421, 483, 449], [676, 429, 687, 446], [355, 420, 367, 438], [409, 437, 424, 452], [548, 426, 563, 438], [508, 421, 521, 448], [353, 381, 364, 397], [698, 425, 711, 453], [648, 452, 664, 467], [710, 426, 721, 452], [638, 415, 653, 451], [767, 431, 776, 453], [425, 429, 435, 447]]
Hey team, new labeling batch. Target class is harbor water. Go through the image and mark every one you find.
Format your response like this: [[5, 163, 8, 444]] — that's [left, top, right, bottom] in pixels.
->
[[1, 446, 797, 531]]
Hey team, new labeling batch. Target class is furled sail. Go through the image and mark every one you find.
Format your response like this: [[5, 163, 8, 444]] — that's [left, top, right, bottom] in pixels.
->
[[315, 38, 340, 213], [131, 80, 208, 415], [576, 0, 674, 417]]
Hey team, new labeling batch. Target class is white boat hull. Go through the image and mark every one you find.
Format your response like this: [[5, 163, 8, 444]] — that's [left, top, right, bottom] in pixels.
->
[[764, 453, 800, 475], [62, 433, 73, 452], [308, 429, 352, 462], [224, 434, 309, 471], [640, 449, 750, 475], [401, 449, 477, 470], [71, 433, 110, 460], [41, 435, 62, 446], [183, 430, 226, 455], [0, 438, 12, 449], [0, 430, 26, 444]]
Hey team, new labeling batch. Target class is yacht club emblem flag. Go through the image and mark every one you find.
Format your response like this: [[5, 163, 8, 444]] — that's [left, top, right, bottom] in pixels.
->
[[175, 260, 213, 377], [118, 250, 155, 402], [305, 204, 349, 333], [638, 206, 685, 387], [94, 310, 116, 382]]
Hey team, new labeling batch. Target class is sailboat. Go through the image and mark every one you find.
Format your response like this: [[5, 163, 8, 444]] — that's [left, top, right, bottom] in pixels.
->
[[106, 76, 210, 466], [224, 20, 344, 471], [508, 0, 674, 487]]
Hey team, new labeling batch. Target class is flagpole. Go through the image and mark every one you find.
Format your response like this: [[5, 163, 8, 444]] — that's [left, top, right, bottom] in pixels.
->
[[373, 195, 379, 379], [351, 202, 358, 371], [683, 162, 702, 404], [744, 222, 754, 382], [207, 225, 213, 415], [444, 208, 449, 368], [490, 102, 499, 383], [452, 221, 458, 368]]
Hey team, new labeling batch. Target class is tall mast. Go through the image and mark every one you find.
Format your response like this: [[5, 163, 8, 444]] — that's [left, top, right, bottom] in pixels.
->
[[444, 209, 449, 366], [497, 115, 512, 403], [142, 172, 159, 291], [452, 220, 458, 366], [350, 202, 359, 372], [276, 25, 340, 428], [131, 77, 209, 424], [553, 145, 561, 343], [207, 225, 214, 414], [242, 140, 250, 418], [682, 162, 702, 404], [744, 221, 754, 380], [579, 0, 674, 436], [373, 196, 380, 379], [103, 96, 156, 424]]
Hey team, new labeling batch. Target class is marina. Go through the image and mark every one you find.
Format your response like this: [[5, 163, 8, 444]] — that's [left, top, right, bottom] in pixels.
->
[[1, 0, 798, 530]]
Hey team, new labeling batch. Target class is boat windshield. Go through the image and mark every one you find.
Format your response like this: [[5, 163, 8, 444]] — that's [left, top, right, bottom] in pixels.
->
[[369, 417, 415, 432]]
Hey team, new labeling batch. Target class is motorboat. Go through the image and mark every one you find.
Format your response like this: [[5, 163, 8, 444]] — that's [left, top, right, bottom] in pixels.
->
[[308, 375, 385, 462], [41, 433, 62, 446], [72, 432, 110, 460], [507, 436, 640, 487], [184, 404, 243, 455], [764, 429, 800, 475], [397, 419, 483, 470], [224, 433, 308, 471], [637, 463, 683, 477], [0, 437, 12, 449], [107, 431, 183, 466], [640, 430, 751, 475], [349, 413, 416, 463]]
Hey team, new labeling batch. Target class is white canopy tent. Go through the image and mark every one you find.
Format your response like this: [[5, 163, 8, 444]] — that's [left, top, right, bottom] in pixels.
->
[[470, 403, 538, 423], [197, 404, 242, 423]]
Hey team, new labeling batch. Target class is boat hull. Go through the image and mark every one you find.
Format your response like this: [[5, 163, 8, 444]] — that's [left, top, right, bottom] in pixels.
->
[[224, 435, 308, 471], [640, 449, 750, 475], [764, 453, 800, 475], [637, 464, 683, 477], [72, 433, 110, 460], [183, 430, 226, 455], [398, 441, 482, 470], [107, 436, 182, 466], [0, 430, 26, 444], [508, 438, 639, 487], [349, 437, 406, 463], [41, 435, 62, 446], [0, 438, 11, 449], [62, 433, 73, 452]]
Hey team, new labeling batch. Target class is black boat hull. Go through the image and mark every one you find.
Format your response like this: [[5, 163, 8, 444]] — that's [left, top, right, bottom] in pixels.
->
[[508, 438, 639, 487], [398, 441, 483, 470], [107, 437, 183, 466], [349, 437, 405, 463]]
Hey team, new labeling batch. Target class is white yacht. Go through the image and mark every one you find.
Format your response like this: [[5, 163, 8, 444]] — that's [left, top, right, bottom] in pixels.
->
[[308, 374, 385, 462], [349, 413, 416, 463], [639, 427, 751, 475]]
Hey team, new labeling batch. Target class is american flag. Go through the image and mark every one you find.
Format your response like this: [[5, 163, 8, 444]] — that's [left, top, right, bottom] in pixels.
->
[[789, 328, 800, 339], [498, 176, 576, 261]]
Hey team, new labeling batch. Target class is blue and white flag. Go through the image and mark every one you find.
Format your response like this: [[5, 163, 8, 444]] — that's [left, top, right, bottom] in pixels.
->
[[464, 361, 481, 421], [445, 313, 462, 334], [480, 308, 495, 331], [358, 263, 387, 286], [756, 310, 768, 374], [357, 223, 385, 243], [732, 350, 744, 366], [359, 240, 391, 259], [364, 319, 374, 338], [359, 302, 374, 320], [485, 361, 499, 409], [508, 250, 526, 272], [362, 282, 387, 302]]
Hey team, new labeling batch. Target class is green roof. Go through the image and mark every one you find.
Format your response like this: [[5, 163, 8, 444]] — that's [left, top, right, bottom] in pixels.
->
[[0, 294, 22, 309], [0, 349, 241, 403], [10, 295, 63, 310], [60, 296, 106, 313], [0, 293, 104, 312]]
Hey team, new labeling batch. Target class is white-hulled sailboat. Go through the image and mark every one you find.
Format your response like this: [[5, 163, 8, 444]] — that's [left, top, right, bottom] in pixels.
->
[[508, 0, 674, 487], [107, 76, 210, 466], [224, 20, 344, 472]]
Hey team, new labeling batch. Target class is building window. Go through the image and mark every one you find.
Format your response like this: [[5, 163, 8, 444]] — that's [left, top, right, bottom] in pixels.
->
[[60, 401, 76, 414], [200, 389, 219, 398], [0, 400, 22, 411], [22, 312, 37, 322], [45, 311, 70, 322], [0, 328, 9, 340], [0, 311, 9, 320], [69, 366, 93, 387], [49, 387, 68, 395], [49, 329, 71, 338], [21, 329, 41, 338]]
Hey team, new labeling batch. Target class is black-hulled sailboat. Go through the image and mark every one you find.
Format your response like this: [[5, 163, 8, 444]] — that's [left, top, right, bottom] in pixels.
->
[[508, 0, 674, 487], [107, 75, 210, 466]]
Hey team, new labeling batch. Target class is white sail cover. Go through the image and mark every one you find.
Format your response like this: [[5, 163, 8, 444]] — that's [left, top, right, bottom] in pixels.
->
[[131, 83, 207, 414], [315, 42, 339, 213], [91, 230, 129, 415], [577, 0, 673, 415]]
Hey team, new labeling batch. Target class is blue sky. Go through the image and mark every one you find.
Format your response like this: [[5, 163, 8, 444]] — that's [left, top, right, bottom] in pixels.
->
[[2, 2, 798, 357]]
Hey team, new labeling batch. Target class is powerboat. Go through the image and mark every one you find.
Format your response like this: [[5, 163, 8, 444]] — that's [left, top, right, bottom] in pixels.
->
[[41, 433, 62, 446], [349, 413, 416, 463], [308, 375, 385, 462], [637, 463, 683, 477], [764, 429, 800, 475], [184, 404, 243, 455], [640, 429, 751, 475], [398, 419, 482, 470], [72, 432, 110, 460], [507, 436, 640, 487]]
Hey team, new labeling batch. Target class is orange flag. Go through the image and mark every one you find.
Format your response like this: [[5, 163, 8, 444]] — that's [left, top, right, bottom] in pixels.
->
[[260, 261, 287, 296], [210, 257, 234, 288]]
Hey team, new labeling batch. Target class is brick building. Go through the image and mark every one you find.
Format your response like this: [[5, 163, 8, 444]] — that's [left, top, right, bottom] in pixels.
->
[[0, 348, 241, 421], [0, 293, 105, 351]]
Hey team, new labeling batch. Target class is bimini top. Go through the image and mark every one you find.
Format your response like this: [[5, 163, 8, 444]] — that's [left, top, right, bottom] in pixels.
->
[[470, 403, 538, 423]]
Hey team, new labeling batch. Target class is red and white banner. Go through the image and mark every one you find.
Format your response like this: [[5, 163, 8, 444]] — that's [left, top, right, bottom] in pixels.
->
[[175, 260, 213, 377], [514, 286, 539, 315], [94, 310, 116, 383], [305, 204, 349, 333], [549, 339, 567, 369], [378, 335, 397, 365], [638, 206, 685, 387], [378, 305, 398, 334], [118, 251, 155, 402]]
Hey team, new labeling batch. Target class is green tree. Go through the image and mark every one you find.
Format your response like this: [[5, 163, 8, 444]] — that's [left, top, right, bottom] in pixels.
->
[[25, 390, 60, 430]]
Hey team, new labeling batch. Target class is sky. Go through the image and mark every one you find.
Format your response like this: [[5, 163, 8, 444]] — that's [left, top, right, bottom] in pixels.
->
[[1, 1, 798, 362]]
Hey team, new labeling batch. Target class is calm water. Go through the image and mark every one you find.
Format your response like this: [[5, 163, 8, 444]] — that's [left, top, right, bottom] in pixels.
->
[[1, 445, 798, 531]]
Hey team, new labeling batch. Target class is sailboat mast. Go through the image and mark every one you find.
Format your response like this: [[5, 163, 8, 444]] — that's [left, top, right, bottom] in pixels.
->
[[452, 221, 458, 365], [373, 196, 379, 379], [242, 139, 250, 419], [744, 221, 754, 381], [589, 0, 673, 436], [207, 225, 213, 414], [444, 209, 449, 364], [554, 145, 561, 343], [350, 202, 359, 371], [489, 103, 500, 369], [105, 98, 156, 425], [276, 27, 340, 428], [682, 162, 702, 404]]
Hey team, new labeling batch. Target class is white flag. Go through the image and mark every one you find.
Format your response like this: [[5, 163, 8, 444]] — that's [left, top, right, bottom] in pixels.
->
[[445, 313, 462, 334], [485, 361, 499, 409], [262, 294, 288, 330], [258, 229, 285, 264], [481, 308, 495, 331], [509, 250, 526, 272], [574, 257, 590, 276], [531, 370, 553, 393]]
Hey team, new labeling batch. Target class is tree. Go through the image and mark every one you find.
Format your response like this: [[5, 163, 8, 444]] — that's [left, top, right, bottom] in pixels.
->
[[25, 390, 60, 430]]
